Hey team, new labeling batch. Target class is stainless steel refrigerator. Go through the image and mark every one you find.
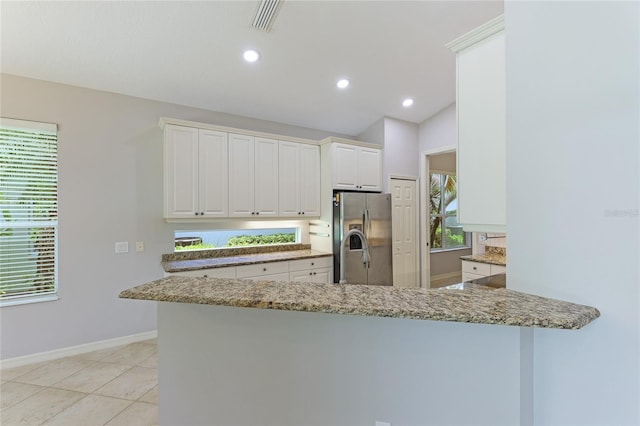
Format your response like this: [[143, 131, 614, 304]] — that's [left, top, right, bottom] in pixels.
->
[[332, 192, 393, 285]]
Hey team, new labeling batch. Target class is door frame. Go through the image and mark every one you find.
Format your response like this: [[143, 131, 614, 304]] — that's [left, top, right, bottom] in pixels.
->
[[388, 175, 419, 288], [419, 146, 456, 288]]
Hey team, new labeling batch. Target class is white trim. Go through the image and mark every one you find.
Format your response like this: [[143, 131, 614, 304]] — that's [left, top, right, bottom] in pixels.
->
[[445, 14, 505, 53], [0, 294, 59, 308], [318, 136, 380, 149], [159, 117, 318, 145], [0, 117, 57, 133], [463, 223, 507, 233], [388, 174, 417, 182], [0, 331, 157, 369]]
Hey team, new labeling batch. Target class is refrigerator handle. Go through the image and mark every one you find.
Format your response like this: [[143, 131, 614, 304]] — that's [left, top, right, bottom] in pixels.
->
[[364, 208, 371, 235]]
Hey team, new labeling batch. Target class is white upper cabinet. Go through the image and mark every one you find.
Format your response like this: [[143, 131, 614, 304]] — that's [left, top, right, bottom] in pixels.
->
[[299, 144, 321, 215], [447, 15, 506, 233], [278, 141, 320, 217], [198, 130, 229, 216], [228, 134, 278, 217], [161, 118, 320, 221], [357, 147, 383, 191], [324, 140, 383, 192], [254, 137, 279, 216], [164, 125, 228, 219]]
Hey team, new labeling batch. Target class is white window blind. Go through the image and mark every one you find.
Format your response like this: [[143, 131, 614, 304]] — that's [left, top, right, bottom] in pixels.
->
[[0, 118, 58, 306]]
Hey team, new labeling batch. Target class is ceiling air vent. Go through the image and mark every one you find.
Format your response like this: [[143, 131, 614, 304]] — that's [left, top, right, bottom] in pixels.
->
[[251, 0, 283, 32]]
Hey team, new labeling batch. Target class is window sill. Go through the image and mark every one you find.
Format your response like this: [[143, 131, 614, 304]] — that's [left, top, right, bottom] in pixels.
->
[[0, 294, 59, 308], [430, 246, 471, 254]]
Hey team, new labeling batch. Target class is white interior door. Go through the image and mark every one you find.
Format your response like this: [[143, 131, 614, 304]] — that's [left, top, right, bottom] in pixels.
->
[[391, 177, 418, 288]]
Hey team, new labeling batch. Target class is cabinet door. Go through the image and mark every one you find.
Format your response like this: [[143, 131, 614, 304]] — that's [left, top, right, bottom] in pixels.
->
[[254, 137, 279, 216], [357, 147, 383, 191], [198, 130, 228, 217], [311, 268, 332, 284], [299, 144, 320, 216], [164, 125, 199, 218], [290, 268, 332, 284], [456, 32, 506, 231], [228, 133, 255, 217], [332, 143, 358, 189], [278, 141, 301, 217]]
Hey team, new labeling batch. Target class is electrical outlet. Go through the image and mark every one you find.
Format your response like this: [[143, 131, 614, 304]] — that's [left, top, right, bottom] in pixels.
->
[[478, 233, 487, 244], [136, 241, 144, 252], [115, 242, 129, 253]]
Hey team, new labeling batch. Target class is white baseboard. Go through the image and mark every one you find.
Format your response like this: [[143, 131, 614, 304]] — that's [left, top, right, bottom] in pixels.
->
[[430, 271, 462, 282], [0, 330, 158, 370]]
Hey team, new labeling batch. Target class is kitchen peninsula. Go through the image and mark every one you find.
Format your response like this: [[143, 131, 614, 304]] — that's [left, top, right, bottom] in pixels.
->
[[120, 277, 598, 425]]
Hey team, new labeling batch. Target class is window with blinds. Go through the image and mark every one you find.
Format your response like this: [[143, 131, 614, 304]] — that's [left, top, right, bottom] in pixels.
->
[[0, 118, 58, 306]]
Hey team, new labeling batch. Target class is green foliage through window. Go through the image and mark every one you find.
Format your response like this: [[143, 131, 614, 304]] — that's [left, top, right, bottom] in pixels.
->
[[429, 172, 468, 251], [227, 233, 295, 246]]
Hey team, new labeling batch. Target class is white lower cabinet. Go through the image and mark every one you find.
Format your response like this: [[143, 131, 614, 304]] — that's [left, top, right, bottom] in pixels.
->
[[289, 257, 333, 284], [237, 261, 290, 280], [167, 257, 333, 284], [166, 266, 236, 278], [461, 260, 505, 282]]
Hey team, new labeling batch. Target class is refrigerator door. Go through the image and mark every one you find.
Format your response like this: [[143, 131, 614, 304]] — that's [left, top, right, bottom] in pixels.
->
[[364, 193, 393, 286], [338, 192, 367, 284]]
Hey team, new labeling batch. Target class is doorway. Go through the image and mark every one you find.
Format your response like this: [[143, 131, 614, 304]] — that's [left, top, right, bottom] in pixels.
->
[[420, 148, 472, 288]]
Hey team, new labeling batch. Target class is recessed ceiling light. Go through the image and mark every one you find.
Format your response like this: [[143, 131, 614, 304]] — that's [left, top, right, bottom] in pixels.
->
[[336, 79, 350, 89], [243, 49, 260, 63], [402, 98, 414, 107]]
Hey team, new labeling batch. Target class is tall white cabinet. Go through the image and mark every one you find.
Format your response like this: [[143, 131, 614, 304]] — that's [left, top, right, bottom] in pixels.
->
[[164, 125, 228, 219], [228, 134, 279, 217], [447, 15, 506, 233], [278, 141, 320, 217]]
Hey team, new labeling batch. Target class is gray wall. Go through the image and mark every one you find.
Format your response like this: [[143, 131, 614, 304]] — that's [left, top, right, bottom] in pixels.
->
[[505, 2, 639, 424], [356, 117, 384, 146], [160, 303, 530, 426], [0, 74, 344, 360], [418, 103, 456, 154], [381, 117, 419, 192]]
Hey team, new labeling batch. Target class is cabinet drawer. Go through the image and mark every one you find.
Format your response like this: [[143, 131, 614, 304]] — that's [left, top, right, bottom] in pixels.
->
[[490, 264, 506, 275], [461, 260, 491, 276], [289, 256, 333, 272], [167, 267, 236, 278], [237, 261, 289, 278]]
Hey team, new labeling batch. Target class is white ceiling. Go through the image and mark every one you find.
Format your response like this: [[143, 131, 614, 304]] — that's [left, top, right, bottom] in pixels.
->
[[0, 1, 503, 136]]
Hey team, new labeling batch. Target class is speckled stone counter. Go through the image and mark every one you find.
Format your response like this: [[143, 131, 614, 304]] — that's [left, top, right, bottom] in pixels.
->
[[162, 248, 332, 273], [119, 277, 600, 329], [460, 252, 507, 266]]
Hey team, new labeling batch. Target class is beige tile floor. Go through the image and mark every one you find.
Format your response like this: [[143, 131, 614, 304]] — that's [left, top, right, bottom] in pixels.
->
[[1, 339, 158, 426]]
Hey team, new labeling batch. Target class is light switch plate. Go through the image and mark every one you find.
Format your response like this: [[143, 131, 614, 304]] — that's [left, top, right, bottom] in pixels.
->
[[115, 242, 129, 253]]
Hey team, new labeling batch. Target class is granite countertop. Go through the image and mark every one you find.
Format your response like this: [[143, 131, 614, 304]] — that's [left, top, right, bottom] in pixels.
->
[[162, 249, 332, 273], [460, 253, 507, 266], [119, 277, 600, 330]]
